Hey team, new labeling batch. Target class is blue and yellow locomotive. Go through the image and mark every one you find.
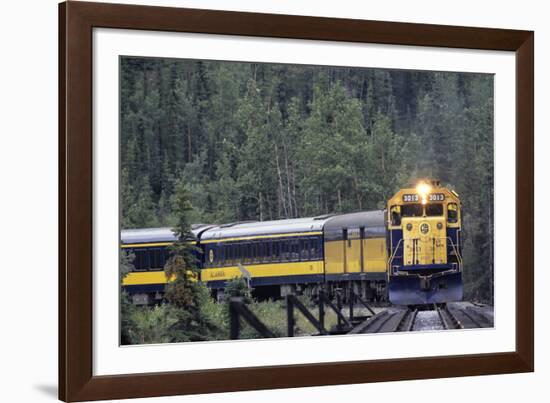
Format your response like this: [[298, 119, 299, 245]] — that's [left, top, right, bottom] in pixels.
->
[[121, 181, 463, 306], [386, 180, 463, 305]]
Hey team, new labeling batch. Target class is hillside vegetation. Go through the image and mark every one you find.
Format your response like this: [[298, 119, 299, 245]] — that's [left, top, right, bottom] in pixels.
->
[[120, 58, 494, 303]]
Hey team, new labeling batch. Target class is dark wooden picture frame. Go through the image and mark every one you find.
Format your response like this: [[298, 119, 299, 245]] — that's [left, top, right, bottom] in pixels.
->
[[59, 1, 534, 401]]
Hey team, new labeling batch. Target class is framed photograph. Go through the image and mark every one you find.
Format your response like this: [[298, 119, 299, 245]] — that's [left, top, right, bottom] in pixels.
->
[[59, 1, 533, 401]]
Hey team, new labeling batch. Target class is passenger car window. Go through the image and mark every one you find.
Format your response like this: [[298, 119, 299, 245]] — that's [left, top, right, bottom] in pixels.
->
[[300, 239, 310, 260]]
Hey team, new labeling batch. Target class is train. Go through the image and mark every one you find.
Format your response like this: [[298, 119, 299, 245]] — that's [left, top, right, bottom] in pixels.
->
[[386, 180, 463, 304], [121, 180, 463, 306]]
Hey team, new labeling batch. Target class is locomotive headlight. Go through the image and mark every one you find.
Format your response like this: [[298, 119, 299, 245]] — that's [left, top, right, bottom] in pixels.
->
[[437, 222, 443, 230], [416, 182, 432, 197], [406, 223, 413, 231], [416, 182, 432, 205]]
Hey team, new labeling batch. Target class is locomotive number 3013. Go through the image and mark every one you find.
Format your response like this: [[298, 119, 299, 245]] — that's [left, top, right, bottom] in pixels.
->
[[402, 193, 445, 202], [428, 193, 445, 201], [402, 194, 419, 202]]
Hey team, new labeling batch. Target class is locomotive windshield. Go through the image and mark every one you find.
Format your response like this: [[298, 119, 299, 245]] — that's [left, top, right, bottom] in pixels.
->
[[425, 203, 443, 216], [401, 204, 423, 217], [399, 203, 443, 218]]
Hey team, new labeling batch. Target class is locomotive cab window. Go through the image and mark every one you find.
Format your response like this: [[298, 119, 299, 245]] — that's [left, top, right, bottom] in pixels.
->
[[390, 206, 401, 226], [401, 204, 423, 217], [448, 203, 459, 223], [425, 203, 443, 216]]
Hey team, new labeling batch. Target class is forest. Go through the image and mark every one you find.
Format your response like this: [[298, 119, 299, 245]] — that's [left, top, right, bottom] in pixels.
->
[[120, 57, 494, 302]]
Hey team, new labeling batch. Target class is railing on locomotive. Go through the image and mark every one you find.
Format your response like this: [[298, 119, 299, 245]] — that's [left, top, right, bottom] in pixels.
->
[[388, 236, 462, 274], [386, 188, 463, 276]]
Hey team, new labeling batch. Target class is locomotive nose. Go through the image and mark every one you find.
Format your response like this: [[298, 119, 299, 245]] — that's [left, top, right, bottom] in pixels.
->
[[402, 216, 446, 266], [389, 272, 463, 305]]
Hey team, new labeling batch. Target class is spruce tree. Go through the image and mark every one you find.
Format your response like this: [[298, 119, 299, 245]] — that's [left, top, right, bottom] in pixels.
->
[[163, 179, 218, 341], [120, 251, 136, 345]]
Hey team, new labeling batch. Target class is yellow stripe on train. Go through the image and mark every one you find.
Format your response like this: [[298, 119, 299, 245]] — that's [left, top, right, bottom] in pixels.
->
[[123, 271, 173, 286], [201, 261, 324, 282], [122, 261, 324, 286]]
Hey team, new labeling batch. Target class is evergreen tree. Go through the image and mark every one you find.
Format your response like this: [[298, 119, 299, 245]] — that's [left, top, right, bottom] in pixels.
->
[[126, 175, 157, 228], [120, 251, 136, 345], [223, 277, 253, 320], [300, 81, 367, 214], [235, 80, 277, 220], [365, 113, 407, 208], [127, 304, 178, 345], [163, 179, 219, 341], [209, 139, 240, 223]]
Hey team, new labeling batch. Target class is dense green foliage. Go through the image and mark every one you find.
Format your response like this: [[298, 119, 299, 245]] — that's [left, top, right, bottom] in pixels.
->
[[224, 277, 253, 304], [123, 296, 342, 344], [120, 251, 136, 344], [120, 57, 494, 303], [162, 180, 220, 341]]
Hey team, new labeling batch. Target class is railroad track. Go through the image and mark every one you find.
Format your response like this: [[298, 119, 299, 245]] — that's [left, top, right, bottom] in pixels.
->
[[436, 305, 463, 330], [448, 304, 493, 329], [350, 302, 492, 334]]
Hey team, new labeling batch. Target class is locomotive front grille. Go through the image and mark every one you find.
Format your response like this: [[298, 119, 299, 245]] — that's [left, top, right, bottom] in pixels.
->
[[402, 217, 447, 266]]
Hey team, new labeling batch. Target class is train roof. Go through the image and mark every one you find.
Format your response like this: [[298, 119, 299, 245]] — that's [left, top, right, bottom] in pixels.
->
[[121, 224, 213, 244], [121, 211, 385, 244], [324, 210, 385, 231], [199, 216, 332, 242]]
